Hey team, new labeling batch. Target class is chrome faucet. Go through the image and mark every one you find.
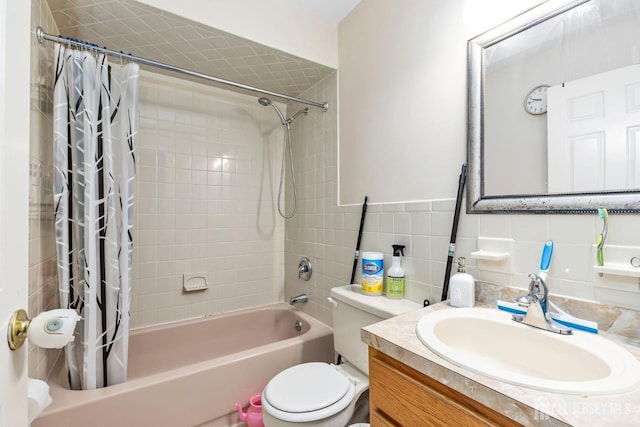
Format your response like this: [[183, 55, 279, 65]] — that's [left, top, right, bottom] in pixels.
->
[[289, 293, 308, 305], [512, 273, 572, 335], [298, 257, 312, 281]]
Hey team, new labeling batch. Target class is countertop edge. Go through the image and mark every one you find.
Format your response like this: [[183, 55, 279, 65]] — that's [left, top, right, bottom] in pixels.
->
[[362, 302, 640, 427]]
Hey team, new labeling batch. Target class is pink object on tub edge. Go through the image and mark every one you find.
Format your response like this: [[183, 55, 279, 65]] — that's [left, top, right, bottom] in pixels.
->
[[32, 303, 334, 427], [236, 394, 264, 427]]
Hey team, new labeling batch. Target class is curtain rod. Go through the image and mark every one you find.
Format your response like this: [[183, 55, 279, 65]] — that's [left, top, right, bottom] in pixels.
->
[[35, 26, 329, 112]]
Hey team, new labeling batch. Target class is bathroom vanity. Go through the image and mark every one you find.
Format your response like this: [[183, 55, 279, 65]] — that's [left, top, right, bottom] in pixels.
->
[[369, 347, 519, 426], [362, 302, 640, 426]]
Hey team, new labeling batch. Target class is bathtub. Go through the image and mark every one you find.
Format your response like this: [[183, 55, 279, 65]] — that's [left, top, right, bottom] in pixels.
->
[[33, 304, 334, 427]]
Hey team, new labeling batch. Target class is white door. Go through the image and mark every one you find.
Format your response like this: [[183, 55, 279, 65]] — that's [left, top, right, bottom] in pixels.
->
[[547, 64, 640, 193], [0, 0, 31, 426]]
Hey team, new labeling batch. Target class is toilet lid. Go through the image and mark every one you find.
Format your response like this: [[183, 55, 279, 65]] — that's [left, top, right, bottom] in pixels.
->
[[264, 362, 351, 413]]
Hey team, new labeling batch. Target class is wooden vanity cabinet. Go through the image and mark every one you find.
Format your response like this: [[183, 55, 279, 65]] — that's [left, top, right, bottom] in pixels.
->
[[369, 348, 522, 427]]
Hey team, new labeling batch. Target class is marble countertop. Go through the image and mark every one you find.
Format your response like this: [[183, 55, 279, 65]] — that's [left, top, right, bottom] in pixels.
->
[[361, 301, 640, 427]]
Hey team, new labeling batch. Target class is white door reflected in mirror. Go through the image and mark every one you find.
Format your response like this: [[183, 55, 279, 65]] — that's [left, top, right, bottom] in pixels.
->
[[547, 64, 640, 193]]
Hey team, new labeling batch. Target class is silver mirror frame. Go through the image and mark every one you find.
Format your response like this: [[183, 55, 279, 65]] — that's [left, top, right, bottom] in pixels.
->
[[467, 0, 640, 214]]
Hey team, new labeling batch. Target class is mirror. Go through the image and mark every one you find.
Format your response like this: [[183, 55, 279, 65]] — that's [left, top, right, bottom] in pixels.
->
[[467, 0, 640, 213]]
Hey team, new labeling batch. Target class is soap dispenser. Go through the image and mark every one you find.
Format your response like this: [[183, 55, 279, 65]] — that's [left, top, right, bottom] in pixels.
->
[[449, 257, 475, 308]]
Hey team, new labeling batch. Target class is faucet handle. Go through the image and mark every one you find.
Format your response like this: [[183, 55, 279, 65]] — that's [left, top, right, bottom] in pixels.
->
[[528, 273, 548, 312], [515, 273, 547, 308], [528, 273, 542, 294], [298, 257, 312, 281], [512, 273, 571, 335]]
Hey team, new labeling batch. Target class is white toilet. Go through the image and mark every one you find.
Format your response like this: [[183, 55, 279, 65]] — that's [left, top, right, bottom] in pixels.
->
[[262, 284, 421, 427]]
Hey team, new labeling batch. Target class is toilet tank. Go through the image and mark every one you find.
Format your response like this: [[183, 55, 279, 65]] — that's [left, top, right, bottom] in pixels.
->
[[330, 285, 421, 374]]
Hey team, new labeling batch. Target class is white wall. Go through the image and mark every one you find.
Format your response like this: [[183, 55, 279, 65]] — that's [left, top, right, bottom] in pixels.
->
[[337, 0, 554, 204], [136, 0, 340, 68], [338, 0, 469, 204]]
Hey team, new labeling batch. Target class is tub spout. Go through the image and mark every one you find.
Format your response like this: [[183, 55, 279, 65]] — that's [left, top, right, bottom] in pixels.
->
[[289, 293, 308, 305]]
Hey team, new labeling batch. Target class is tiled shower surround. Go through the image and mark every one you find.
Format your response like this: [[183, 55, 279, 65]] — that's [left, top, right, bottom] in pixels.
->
[[131, 71, 286, 327]]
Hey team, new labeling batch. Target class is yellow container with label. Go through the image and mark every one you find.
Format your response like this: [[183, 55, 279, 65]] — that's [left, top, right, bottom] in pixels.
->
[[361, 251, 384, 296]]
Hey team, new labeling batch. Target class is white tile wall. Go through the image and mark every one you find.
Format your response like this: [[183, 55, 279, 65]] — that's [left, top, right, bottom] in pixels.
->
[[285, 73, 640, 327], [131, 70, 286, 327]]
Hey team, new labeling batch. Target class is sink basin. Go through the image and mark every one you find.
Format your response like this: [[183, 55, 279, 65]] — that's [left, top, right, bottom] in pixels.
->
[[416, 307, 640, 395]]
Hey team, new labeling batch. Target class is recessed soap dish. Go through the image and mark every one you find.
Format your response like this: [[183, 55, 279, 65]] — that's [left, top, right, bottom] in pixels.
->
[[183, 273, 208, 292], [471, 237, 514, 274]]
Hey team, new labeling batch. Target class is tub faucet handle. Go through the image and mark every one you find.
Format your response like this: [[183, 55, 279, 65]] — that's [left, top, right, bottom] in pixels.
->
[[298, 257, 312, 281]]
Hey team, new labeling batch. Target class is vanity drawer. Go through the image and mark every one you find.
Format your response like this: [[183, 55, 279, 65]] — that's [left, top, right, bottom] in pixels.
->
[[369, 348, 521, 427]]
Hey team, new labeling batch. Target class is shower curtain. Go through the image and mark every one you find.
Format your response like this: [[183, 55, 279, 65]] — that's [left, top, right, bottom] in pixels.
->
[[53, 44, 139, 390]]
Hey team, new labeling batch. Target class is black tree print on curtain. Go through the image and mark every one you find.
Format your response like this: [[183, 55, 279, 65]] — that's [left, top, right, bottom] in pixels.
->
[[53, 44, 139, 390]]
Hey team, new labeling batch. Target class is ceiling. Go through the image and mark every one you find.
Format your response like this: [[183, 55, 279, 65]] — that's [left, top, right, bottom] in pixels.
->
[[294, 0, 361, 23], [44, 0, 350, 101]]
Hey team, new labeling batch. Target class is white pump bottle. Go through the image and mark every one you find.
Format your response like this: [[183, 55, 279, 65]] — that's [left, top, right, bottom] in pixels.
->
[[448, 257, 475, 308]]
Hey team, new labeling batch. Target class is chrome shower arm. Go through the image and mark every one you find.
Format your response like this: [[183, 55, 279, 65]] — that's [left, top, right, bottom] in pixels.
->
[[287, 108, 309, 124]]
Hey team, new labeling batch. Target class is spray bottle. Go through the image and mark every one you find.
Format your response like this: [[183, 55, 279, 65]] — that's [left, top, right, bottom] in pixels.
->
[[386, 245, 405, 299]]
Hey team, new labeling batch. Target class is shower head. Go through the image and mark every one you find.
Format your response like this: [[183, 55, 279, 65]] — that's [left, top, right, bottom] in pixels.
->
[[258, 97, 287, 125]]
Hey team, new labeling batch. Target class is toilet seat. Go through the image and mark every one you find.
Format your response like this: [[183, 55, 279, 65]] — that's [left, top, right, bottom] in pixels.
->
[[262, 362, 356, 423]]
